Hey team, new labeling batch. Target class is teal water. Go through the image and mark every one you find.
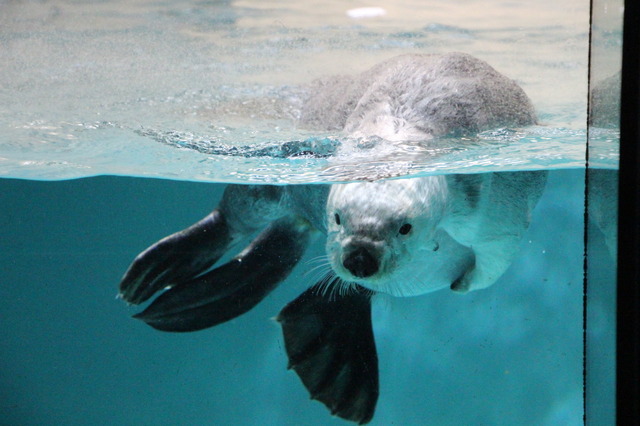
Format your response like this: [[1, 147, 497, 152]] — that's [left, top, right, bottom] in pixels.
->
[[0, 169, 615, 425]]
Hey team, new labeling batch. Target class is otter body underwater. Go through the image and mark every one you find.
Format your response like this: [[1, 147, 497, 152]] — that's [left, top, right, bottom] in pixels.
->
[[119, 53, 546, 424]]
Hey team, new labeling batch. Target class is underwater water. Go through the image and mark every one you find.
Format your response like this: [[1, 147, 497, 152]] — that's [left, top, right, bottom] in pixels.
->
[[1, 170, 616, 426], [0, 0, 620, 425]]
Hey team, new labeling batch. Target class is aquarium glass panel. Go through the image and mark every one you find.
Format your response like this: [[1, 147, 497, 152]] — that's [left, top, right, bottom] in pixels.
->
[[586, 0, 622, 424]]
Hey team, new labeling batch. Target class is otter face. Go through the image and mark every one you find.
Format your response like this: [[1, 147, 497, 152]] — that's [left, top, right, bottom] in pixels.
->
[[325, 177, 448, 294]]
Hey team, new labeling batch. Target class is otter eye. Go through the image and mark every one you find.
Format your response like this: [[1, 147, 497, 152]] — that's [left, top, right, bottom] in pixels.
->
[[399, 223, 412, 235], [334, 213, 341, 225]]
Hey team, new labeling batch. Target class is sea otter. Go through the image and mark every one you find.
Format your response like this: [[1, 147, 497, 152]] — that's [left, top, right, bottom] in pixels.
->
[[118, 53, 546, 424]]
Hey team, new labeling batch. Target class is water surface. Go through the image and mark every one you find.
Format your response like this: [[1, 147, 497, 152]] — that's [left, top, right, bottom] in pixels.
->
[[1, 0, 616, 183]]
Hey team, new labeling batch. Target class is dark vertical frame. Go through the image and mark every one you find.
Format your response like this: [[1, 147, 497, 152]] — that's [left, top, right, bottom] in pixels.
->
[[617, 0, 640, 421]]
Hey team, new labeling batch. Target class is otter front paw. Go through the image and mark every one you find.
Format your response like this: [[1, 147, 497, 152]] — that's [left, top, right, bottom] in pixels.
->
[[450, 273, 472, 293], [450, 267, 487, 293], [450, 266, 498, 293]]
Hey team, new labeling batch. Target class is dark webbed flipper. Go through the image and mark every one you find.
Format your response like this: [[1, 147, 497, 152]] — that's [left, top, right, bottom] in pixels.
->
[[277, 280, 378, 424], [134, 216, 312, 332], [119, 210, 231, 305]]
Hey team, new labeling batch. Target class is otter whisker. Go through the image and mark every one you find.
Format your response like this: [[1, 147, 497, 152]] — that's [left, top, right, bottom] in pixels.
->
[[303, 255, 334, 284], [303, 255, 333, 282], [304, 262, 330, 276], [303, 255, 362, 300], [313, 272, 340, 298], [304, 255, 331, 271], [336, 279, 358, 297], [313, 276, 362, 301], [306, 267, 334, 286], [305, 254, 331, 265]]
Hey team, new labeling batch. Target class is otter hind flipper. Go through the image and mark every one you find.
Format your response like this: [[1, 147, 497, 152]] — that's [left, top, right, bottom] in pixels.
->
[[134, 216, 312, 332], [119, 210, 232, 305], [277, 280, 378, 425]]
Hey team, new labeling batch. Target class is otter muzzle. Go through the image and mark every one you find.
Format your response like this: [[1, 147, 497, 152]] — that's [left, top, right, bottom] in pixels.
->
[[342, 246, 380, 278]]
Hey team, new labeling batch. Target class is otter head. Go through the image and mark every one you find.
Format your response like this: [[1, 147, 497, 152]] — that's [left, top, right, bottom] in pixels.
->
[[325, 176, 448, 293]]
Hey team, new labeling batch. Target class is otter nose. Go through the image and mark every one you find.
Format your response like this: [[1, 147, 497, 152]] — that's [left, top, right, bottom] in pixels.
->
[[343, 247, 379, 278]]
